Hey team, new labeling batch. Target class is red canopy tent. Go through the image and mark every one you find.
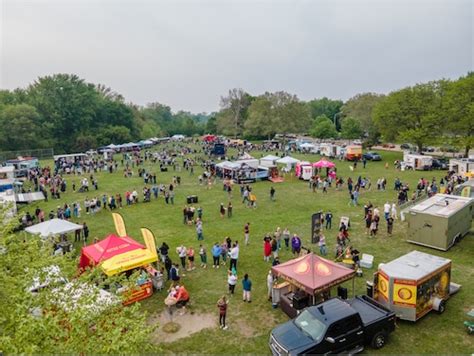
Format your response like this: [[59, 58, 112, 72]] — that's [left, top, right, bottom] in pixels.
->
[[203, 134, 217, 143], [79, 234, 145, 269], [272, 253, 355, 295]]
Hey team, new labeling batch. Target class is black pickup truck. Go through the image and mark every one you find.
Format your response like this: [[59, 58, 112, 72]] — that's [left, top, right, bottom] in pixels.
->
[[269, 295, 396, 355]]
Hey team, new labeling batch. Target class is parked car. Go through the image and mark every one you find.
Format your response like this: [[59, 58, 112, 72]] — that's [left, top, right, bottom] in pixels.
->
[[432, 158, 448, 170], [269, 296, 396, 355], [363, 152, 382, 161], [400, 143, 412, 150], [422, 146, 436, 153]]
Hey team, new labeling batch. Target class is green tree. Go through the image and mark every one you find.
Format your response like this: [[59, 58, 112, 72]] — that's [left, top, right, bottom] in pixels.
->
[[244, 93, 275, 139], [340, 117, 363, 139], [340, 93, 385, 144], [307, 97, 343, 128], [0, 104, 43, 150], [217, 89, 252, 137], [311, 115, 338, 138], [0, 208, 154, 354], [97, 125, 132, 145], [442, 73, 474, 157], [205, 115, 218, 134], [373, 82, 444, 152]]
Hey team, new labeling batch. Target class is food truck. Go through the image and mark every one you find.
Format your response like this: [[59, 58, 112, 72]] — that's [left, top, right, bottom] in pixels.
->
[[405, 194, 474, 251], [295, 161, 313, 181], [320, 143, 337, 158], [371, 251, 460, 322], [402, 153, 433, 170], [449, 157, 474, 178], [345, 145, 362, 161]]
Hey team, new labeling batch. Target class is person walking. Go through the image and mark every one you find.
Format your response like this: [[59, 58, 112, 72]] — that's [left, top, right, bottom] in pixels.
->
[[270, 186, 276, 201], [217, 296, 229, 330], [242, 274, 252, 303], [244, 223, 250, 245]]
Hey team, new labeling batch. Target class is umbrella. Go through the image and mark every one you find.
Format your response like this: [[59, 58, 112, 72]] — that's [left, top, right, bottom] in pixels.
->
[[313, 159, 336, 168]]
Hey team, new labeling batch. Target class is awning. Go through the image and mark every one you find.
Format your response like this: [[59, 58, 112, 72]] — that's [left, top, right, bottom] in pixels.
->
[[101, 248, 158, 276], [272, 253, 355, 295], [25, 219, 83, 238]]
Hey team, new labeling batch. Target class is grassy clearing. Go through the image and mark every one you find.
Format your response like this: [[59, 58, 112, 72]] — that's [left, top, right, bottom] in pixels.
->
[[22, 147, 473, 354]]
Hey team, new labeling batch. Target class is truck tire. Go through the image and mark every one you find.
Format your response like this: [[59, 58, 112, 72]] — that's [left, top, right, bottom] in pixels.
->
[[371, 331, 387, 349], [437, 301, 446, 314]]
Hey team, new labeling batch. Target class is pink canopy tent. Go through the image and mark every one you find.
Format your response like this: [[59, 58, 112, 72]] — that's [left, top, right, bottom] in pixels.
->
[[313, 159, 336, 168], [272, 253, 355, 295]]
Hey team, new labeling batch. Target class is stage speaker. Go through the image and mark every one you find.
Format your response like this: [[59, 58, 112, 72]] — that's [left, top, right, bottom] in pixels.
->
[[337, 286, 348, 300], [292, 291, 309, 310]]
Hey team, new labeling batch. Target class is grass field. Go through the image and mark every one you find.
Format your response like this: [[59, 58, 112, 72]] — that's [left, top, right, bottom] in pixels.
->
[[20, 146, 473, 354]]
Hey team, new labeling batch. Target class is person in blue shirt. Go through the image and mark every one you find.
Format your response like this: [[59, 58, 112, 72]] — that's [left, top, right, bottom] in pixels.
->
[[211, 243, 222, 268], [325, 211, 333, 229], [242, 273, 252, 303]]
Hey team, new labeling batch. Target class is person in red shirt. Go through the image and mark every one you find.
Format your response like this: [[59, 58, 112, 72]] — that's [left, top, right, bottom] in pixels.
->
[[175, 285, 190, 309]]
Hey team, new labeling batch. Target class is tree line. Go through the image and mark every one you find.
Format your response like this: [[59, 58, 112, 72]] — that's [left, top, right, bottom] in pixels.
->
[[0, 74, 209, 153], [0, 72, 471, 156]]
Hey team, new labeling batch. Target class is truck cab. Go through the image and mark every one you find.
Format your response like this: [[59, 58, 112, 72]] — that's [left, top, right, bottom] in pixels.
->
[[269, 296, 396, 355]]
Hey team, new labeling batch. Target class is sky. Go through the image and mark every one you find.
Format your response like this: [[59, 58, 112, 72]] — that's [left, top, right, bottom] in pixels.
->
[[0, 0, 472, 113]]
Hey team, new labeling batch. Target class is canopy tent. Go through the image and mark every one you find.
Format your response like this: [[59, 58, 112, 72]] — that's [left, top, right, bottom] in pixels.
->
[[313, 159, 336, 168], [25, 219, 83, 238], [272, 253, 355, 295], [101, 248, 158, 276], [79, 234, 145, 269], [215, 161, 240, 170], [261, 154, 280, 161], [276, 156, 300, 165], [238, 152, 254, 160]]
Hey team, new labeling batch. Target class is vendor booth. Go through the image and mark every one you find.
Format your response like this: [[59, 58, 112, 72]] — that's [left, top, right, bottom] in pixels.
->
[[371, 250, 460, 321], [79, 234, 158, 305], [25, 219, 83, 253], [276, 156, 300, 173], [260, 154, 280, 167], [271, 253, 356, 318], [295, 161, 312, 180]]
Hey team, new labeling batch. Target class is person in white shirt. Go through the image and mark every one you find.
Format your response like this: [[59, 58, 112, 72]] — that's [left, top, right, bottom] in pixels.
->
[[227, 270, 238, 294], [267, 271, 274, 301], [177, 245, 187, 270], [384, 202, 391, 220], [229, 243, 239, 271], [391, 203, 398, 220]]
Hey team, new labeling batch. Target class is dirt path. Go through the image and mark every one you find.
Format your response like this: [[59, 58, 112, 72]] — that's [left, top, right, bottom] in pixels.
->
[[149, 310, 217, 344]]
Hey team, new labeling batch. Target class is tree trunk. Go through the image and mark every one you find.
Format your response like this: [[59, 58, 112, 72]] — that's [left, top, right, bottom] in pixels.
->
[[465, 145, 470, 158]]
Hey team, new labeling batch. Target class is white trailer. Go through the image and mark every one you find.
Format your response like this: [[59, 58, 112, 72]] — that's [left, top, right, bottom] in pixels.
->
[[402, 153, 433, 171]]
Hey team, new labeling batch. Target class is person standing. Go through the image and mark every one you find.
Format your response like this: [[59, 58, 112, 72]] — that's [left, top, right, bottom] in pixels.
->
[[318, 234, 327, 256], [187, 246, 195, 271], [391, 203, 398, 220], [164, 256, 172, 280], [242, 274, 252, 303], [220, 203, 226, 218], [267, 270, 274, 301], [217, 296, 229, 330], [283, 228, 290, 250], [196, 220, 204, 241], [211, 242, 221, 268], [194, 243, 204, 266], [291, 234, 301, 256], [244, 223, 250, 245], [227, 201, 233, 218], [159, 242, 169, 263], [227, 270, 238, 295], [325, 211, 333, 229], [229, 243, 239, 271], [177, 245, 187, 270], [82, 222, 89, 243], [384, 202, 391, 221], [387, 216, 394, 235], [263, 236, 272, 262]]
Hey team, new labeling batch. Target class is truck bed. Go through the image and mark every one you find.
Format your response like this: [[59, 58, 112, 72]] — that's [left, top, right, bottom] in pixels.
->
[[348, 295, 394, 326]]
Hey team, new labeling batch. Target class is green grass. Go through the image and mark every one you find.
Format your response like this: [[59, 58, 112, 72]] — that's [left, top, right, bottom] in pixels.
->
[[21, 147, 473, 354]]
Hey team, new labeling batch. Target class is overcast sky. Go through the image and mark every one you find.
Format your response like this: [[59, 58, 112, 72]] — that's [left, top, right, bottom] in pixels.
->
[[0, 0, 472, 113]]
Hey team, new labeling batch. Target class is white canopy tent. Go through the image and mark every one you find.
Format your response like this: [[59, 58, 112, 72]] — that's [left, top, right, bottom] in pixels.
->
[[260, 154, 280, 167], [238, 152, 254, 160], [25, 219, 83, 238], [276, 156, 301, 172], [300, 143, 315, 149]]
